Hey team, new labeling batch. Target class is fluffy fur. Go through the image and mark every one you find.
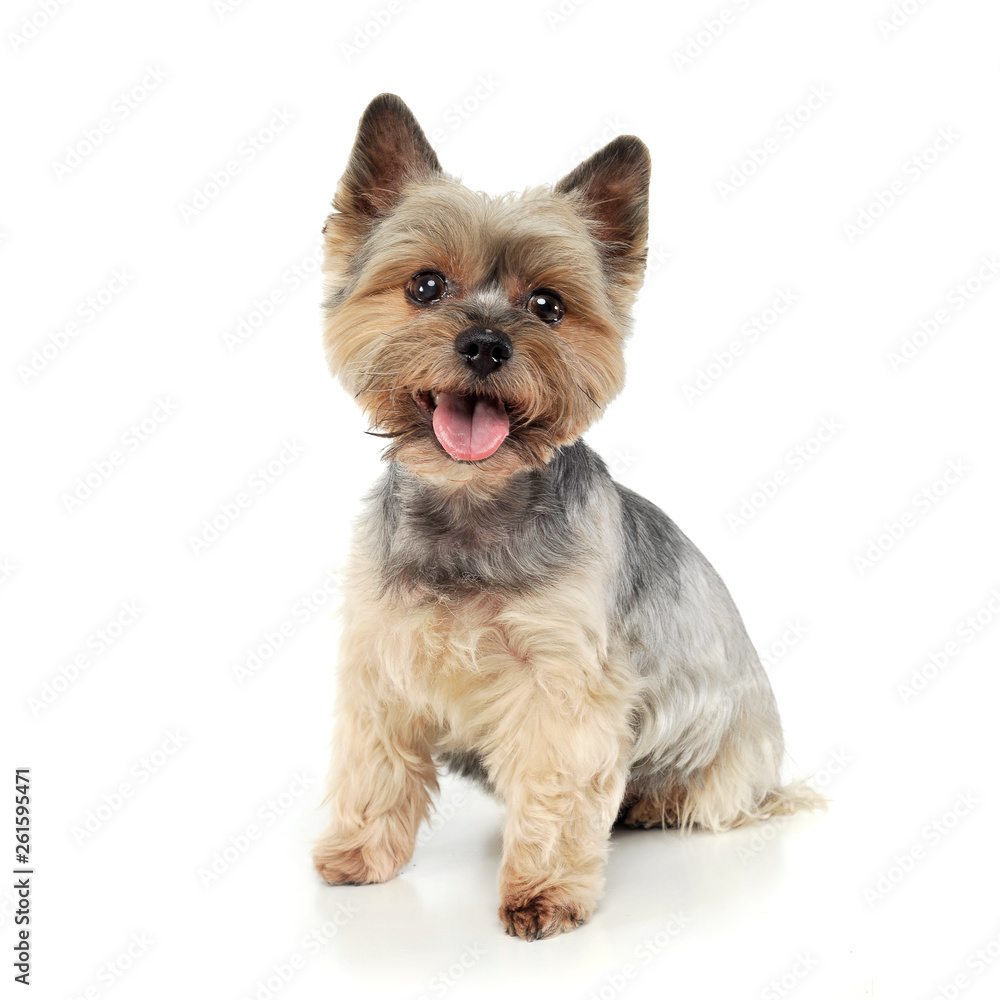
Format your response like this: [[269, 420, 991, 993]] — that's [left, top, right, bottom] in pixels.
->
[[313, 94, 822, 941]]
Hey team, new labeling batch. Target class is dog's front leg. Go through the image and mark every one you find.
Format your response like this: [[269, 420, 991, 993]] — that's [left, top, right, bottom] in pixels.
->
[[486, 664, 632, 941], [313, 654, 437, 886]]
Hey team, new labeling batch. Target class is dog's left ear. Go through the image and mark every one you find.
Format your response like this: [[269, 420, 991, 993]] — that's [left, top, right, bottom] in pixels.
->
[[556, 136, 650, 270]]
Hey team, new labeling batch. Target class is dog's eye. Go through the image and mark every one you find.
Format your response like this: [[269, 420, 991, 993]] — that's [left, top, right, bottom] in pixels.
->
[[408, 271, 446, 304], [527, 290, 564, 324]]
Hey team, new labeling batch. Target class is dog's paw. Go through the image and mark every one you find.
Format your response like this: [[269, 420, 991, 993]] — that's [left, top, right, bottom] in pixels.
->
[[499, 887, 589, 941], [312, 840, 400, 886], [620, 795, 679, 830]]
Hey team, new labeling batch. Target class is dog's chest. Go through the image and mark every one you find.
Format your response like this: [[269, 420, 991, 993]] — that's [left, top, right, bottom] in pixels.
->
[[386, 584, 512, 668]]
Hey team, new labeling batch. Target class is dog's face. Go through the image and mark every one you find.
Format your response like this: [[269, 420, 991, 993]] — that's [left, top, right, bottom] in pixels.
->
[[322, 94, 650, 482]]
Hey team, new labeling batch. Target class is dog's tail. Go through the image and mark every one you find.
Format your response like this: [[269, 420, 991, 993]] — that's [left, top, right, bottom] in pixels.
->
[[619, 772, 828, 832], [752, 779, 829, 821]]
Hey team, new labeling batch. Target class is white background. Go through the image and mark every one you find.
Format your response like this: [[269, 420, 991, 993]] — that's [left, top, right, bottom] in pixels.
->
[[3, 0, 999, 997]]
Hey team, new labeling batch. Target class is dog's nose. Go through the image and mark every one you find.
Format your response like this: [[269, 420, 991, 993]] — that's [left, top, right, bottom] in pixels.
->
[[454, 327, 512, 378]]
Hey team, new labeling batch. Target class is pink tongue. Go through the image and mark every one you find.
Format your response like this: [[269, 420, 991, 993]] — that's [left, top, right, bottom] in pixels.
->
[[432, 392, 510, 461]]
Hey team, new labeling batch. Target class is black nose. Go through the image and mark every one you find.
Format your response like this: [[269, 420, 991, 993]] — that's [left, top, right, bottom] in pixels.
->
[[454, 326, 512, 378]]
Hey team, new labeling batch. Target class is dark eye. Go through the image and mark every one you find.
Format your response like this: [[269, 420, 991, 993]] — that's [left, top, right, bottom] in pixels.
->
[[527, 289, 564, 324], [408, 271, 446, 303]]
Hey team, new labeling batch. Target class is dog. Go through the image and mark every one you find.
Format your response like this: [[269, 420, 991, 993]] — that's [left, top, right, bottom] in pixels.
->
[[313, 94, 821, 941]]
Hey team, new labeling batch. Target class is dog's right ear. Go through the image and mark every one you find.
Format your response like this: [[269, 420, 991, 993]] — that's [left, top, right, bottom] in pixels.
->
[[334, 94, 442, 217]]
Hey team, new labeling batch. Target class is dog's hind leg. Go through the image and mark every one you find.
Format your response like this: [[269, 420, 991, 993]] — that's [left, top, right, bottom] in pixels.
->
[[621, 713, 826, 832]]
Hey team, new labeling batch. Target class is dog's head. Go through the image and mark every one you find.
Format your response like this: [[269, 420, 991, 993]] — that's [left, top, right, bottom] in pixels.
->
[[322, 94, 650, 483]]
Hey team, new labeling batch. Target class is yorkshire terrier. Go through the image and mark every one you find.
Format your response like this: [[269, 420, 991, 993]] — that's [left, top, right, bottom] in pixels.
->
[[313, 94, 821, 941]]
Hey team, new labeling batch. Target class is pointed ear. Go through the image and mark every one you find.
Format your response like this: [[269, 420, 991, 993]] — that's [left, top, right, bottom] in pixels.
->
[[556, 135, 650, 266], [334, 93, 442, 217]]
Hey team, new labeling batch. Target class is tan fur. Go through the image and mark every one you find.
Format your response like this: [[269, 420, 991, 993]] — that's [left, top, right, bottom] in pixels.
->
[[322, 182, 628, 480], [314, 542, 638, 931]]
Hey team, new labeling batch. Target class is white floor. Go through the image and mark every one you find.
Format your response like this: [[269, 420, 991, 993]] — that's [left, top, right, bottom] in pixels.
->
[[299, 773, 995, 1000], [29, 726, 997, 1000], [304, 776, 847, 1000]]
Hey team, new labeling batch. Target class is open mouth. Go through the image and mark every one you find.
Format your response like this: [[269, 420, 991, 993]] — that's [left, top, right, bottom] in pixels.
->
[[414, 390, 511, 462]]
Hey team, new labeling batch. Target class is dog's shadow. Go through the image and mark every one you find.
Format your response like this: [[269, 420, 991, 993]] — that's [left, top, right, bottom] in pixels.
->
[[605, 820, 796, 929]]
